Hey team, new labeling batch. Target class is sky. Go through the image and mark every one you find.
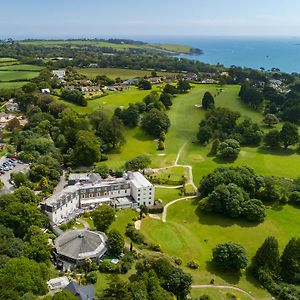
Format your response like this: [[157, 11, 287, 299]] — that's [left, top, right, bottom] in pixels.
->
[[2, 0, 300, 39]]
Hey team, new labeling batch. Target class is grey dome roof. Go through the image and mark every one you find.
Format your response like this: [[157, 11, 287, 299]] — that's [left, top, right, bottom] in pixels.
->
[[55, 229, 107, 260]]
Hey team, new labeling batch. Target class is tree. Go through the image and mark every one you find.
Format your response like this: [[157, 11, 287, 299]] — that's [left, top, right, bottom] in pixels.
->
[[52, 290, 77, 300], [159, 92, 173, 108], [164, 267, 192, 300], [177, 79, 191, 93], [94, 164, 109, 179], [242, 199, 265, 222], [263, 114, 279, 127], [264, 129, 281, 148], [0, 257, 48, 297], [107, 229, 125, 257], [138, 79, 152, 90], [0, 224, 23, 258], [120, 104, 140, 127], [289, 191, 300, 205], [61, 89, 87, 106], [209, 139, 220, 156], [281, 237, 300, 283], [251, 236, 280, 277], [218, 139, 240, 160], [92, 205, 115, 232], [24, 225, 51, 263], [280, 122, 299, 149], [102, 275, 131, 300], [202, 92, 215, 110], [163, 84, 178, 95], [73, 130, 101, 166], [141, 108, 170, 137], [212, 242, 248, 271], [197, 126, 212, 144], [11, 172, 29, 188], [125, 155, 151, 171]]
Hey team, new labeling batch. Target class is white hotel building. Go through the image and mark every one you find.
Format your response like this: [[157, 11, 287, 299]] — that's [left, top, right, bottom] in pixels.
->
[[41, 172, 154, 225]]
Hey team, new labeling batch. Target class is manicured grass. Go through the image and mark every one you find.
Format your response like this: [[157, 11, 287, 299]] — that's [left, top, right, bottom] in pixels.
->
[[55, 86, 163, 115], [147, 166, 188, 185], [0, 70, 39, 81], [190, 288, 254, 300], [110, 209, 139, 235], [0, 81, 27, 89], [0, 64, 43, 71], [142, 200, 300, 299], [155, 187, 182, 204], [76, 67, 177, 80]]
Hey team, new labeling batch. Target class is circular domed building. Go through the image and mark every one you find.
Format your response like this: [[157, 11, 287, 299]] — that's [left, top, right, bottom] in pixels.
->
[[54, 229, 107, 270]]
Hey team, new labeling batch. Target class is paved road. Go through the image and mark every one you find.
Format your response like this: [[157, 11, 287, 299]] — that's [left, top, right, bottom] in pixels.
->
[[0, 156, 29, 194]]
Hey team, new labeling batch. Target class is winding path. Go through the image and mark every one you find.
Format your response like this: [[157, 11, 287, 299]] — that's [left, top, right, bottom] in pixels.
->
[[191, 285, 256, 300]]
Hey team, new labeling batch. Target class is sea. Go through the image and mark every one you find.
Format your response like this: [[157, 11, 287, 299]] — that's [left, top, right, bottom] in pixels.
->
[[141, 36, 300, 74]]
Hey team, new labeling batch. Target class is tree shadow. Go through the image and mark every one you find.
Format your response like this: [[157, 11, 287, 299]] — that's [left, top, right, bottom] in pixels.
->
[[213, 156, 238, 164], [268, 202, 285, 211], [245, 268, 264, 290], [257, 146, 297, 156], [194, 205, 260, 228], [206, 261, 242, 285], [133, 131, 153, 142]]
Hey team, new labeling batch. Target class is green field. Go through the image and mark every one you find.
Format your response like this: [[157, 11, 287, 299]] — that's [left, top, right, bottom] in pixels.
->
[[0, 64, 43, 71], [0, 57, 18, 62], [20, 40, 193, 54], [76, 67, 177, 80], [0, 81, 28, 89], [0, 70, 39, 82], [190, 288, 254, 300]]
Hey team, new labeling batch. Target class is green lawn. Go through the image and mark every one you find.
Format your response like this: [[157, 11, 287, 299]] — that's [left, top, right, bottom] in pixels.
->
[[190, 288, 254, 300], [0, 81, 28, 89], [0, 64, 43, 71], [147, 166, 188, 185], [155, 187, 182, 204], [141, 200, 300, 299], [55, 86, 163, 115], [76, 67, 177, 80], [0, 70, 39, 81]]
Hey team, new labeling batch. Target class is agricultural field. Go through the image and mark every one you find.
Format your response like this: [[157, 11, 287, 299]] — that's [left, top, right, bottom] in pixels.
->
[[0, 70, 39, 81], [0, 81, 28, 89], [76, 67, 177, 80], [0, 64, 43, 71], [20, 40, 193, 54]]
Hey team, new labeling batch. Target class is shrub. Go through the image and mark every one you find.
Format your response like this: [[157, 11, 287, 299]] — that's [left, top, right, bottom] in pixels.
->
[[86, 271, 98, 284], [172, 257, 182, 266], [99, 260, 118, 273], [187, 260, 199, 269]]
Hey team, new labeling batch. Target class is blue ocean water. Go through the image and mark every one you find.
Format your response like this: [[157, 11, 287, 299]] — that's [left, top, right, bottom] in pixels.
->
[[142, 36, 300, 73]]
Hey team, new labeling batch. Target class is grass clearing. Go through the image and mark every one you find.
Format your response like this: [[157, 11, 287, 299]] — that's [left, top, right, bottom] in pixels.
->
[[0, 57, 18, 62], [155, 187, 182, 204], [190, 288, 254, 300], [147, 166, 188, 185]]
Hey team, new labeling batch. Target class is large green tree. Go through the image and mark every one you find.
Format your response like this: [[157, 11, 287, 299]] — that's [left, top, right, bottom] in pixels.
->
[[107, 229, 125, 257], [281, 237, 300, 283], [280, 122, 299, 149], [202, 92, 215, 110], [212, 242, 248, 271], [92, 205, 115, 232], [73, 130, 101, 166], [141, 108, 170, 137]]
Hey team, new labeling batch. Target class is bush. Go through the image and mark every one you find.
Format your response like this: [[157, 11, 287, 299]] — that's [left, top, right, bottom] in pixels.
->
[[187, 260, 199, 269], [172, 257, 182, 266], [86, 271, 98, 284], [99, 260, 118, 273], [148, 243, 162, 252], [125, 223, 146, 244]]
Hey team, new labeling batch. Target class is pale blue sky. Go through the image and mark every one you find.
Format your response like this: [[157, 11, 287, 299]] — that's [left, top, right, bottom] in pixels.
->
[[2, 0, 300, 38]]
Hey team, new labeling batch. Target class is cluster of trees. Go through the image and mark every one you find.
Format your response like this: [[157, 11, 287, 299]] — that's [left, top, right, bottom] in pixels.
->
[[239, 83, 263, 110], [250, 236, 300, 300], [101, 257, 192, 300], [197, 107, 263, 160], [199, 167, 266, 222], [264, 122, 299, 150], [61, 88, 87, 106], [0, 187, 52, 299]]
